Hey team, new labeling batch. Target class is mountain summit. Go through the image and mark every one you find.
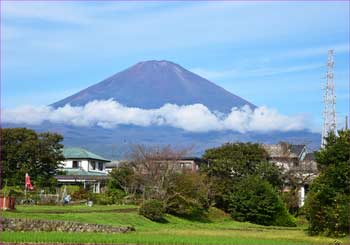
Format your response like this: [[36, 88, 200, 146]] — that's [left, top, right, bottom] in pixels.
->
[[52, 60, 255, 113]]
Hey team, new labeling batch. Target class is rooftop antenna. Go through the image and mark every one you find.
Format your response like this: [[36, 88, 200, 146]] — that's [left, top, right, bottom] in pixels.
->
[[321, 49, 337, 148]]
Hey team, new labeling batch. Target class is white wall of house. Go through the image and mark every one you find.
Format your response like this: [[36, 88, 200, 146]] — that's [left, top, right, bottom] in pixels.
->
[[298, 186, 305, 207], [61, 159, 106, 173]]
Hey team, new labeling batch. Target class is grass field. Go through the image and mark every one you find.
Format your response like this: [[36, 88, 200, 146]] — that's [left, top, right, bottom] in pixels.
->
[[1, 204, 349, 244]]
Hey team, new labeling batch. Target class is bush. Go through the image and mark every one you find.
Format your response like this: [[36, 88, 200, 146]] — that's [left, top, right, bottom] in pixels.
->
[[139, 199, 165, 222], [227, 176, 296, 227], [92, 193, 114, 205], [166, 172, 209, 218], [71, 188, 89, 201], [106, 188, 126, 204]]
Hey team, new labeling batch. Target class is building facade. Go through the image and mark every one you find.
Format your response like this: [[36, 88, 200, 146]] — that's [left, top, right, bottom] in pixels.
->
[[55, 147, 110, 193]]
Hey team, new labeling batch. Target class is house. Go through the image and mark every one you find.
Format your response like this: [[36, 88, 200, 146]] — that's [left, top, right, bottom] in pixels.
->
[[175, 157, 202, 172], [262, 142, 318, 207], [55, 147, 110, 193]]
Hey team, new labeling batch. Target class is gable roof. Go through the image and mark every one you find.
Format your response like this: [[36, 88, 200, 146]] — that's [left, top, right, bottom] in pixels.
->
[[63, 147, 110, 162]]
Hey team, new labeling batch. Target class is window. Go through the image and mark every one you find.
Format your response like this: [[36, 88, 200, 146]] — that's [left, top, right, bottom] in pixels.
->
[[98, 162, 104, 171], [72, 161, 79, 168], [91, 161, 96, 170]]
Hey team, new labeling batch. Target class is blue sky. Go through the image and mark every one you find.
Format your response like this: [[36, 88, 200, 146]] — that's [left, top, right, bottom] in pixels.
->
[[2, 1, 349, 132]]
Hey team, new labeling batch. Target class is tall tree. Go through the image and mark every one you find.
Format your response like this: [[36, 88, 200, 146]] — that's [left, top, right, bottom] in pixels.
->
[[304, 130, 350, 237], [202, 143, 283, 209], [0, 128, 64, 189]]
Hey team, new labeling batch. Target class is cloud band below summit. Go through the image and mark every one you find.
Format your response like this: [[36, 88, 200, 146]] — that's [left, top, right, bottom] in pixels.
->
[[3, 99, 307, 133]]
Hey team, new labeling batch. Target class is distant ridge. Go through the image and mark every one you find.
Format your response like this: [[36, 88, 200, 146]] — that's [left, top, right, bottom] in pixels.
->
[[52, 60, 256, 113]]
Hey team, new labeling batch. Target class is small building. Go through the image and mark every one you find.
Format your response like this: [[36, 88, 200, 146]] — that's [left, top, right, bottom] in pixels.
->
[[55, 147, 110, 193]]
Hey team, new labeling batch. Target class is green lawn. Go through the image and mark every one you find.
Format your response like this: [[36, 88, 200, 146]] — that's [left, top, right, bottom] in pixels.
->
[[1, 205, 349, 244]]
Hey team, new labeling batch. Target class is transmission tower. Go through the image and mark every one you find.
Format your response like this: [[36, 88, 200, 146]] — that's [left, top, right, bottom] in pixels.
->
[[321, 49, 337, 148]]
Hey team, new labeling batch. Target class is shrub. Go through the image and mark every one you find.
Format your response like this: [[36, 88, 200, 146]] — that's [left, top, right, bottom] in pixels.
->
[[92, 193, 114, 205], [139, 199, 165, 222], [106, 188, 126, 204], [166, 172, 209, 218], [227, 176, 296, 227], [71, 188, 89, 201]]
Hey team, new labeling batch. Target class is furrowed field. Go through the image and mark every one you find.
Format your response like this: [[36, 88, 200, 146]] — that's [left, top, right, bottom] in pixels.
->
[[1, 204, 349, 245]]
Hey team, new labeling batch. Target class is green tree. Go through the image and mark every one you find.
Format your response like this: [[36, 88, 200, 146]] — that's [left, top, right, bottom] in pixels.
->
[[139, 199, 166, 222], [202, 143, 283, 210], [166, 172, 209, 218], [108, 162, 139, 196], [1, 128, 64, 189], [227, 175, 295, 227], [304, 130, 350, 237]]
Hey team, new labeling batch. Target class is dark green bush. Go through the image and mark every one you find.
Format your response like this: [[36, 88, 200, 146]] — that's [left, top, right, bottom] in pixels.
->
[[106, 188, 126, 204], [227, 176, 296, 227], [139, 199, 165, 222]]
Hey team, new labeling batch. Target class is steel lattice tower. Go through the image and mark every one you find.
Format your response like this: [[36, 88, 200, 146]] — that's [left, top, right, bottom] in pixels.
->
[[321, 49, 337, 148]]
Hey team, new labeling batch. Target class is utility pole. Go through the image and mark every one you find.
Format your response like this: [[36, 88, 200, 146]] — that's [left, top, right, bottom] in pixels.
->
[[321, 49, 337, 148]]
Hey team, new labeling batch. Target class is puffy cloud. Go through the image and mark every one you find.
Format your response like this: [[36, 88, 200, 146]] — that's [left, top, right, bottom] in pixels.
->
[[2, 99, 307, 133]]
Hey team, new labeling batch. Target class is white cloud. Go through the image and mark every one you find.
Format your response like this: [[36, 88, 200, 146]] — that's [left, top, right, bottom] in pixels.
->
[[2, 99, 308, 133]]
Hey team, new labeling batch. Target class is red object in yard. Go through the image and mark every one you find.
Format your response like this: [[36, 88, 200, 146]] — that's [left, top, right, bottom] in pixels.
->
[[25, 173, 33, 190], [0, 197, 16, 210]]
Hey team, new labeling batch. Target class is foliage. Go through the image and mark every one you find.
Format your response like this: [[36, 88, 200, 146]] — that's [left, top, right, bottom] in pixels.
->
[[139, 199, 165, 222], [108, 163, 139, 196], [71, 188, 89, 201], [0, 186, 24, 197], [281, 190, 300, 215], [202, 143, 283, 211], [105, 188, 127, 204], [92, 193, 114, 205], [166, 172, 209, 218], [227, 176, 296, 227], [0, 128, 64, 189], [304, 130, 350, 237]]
